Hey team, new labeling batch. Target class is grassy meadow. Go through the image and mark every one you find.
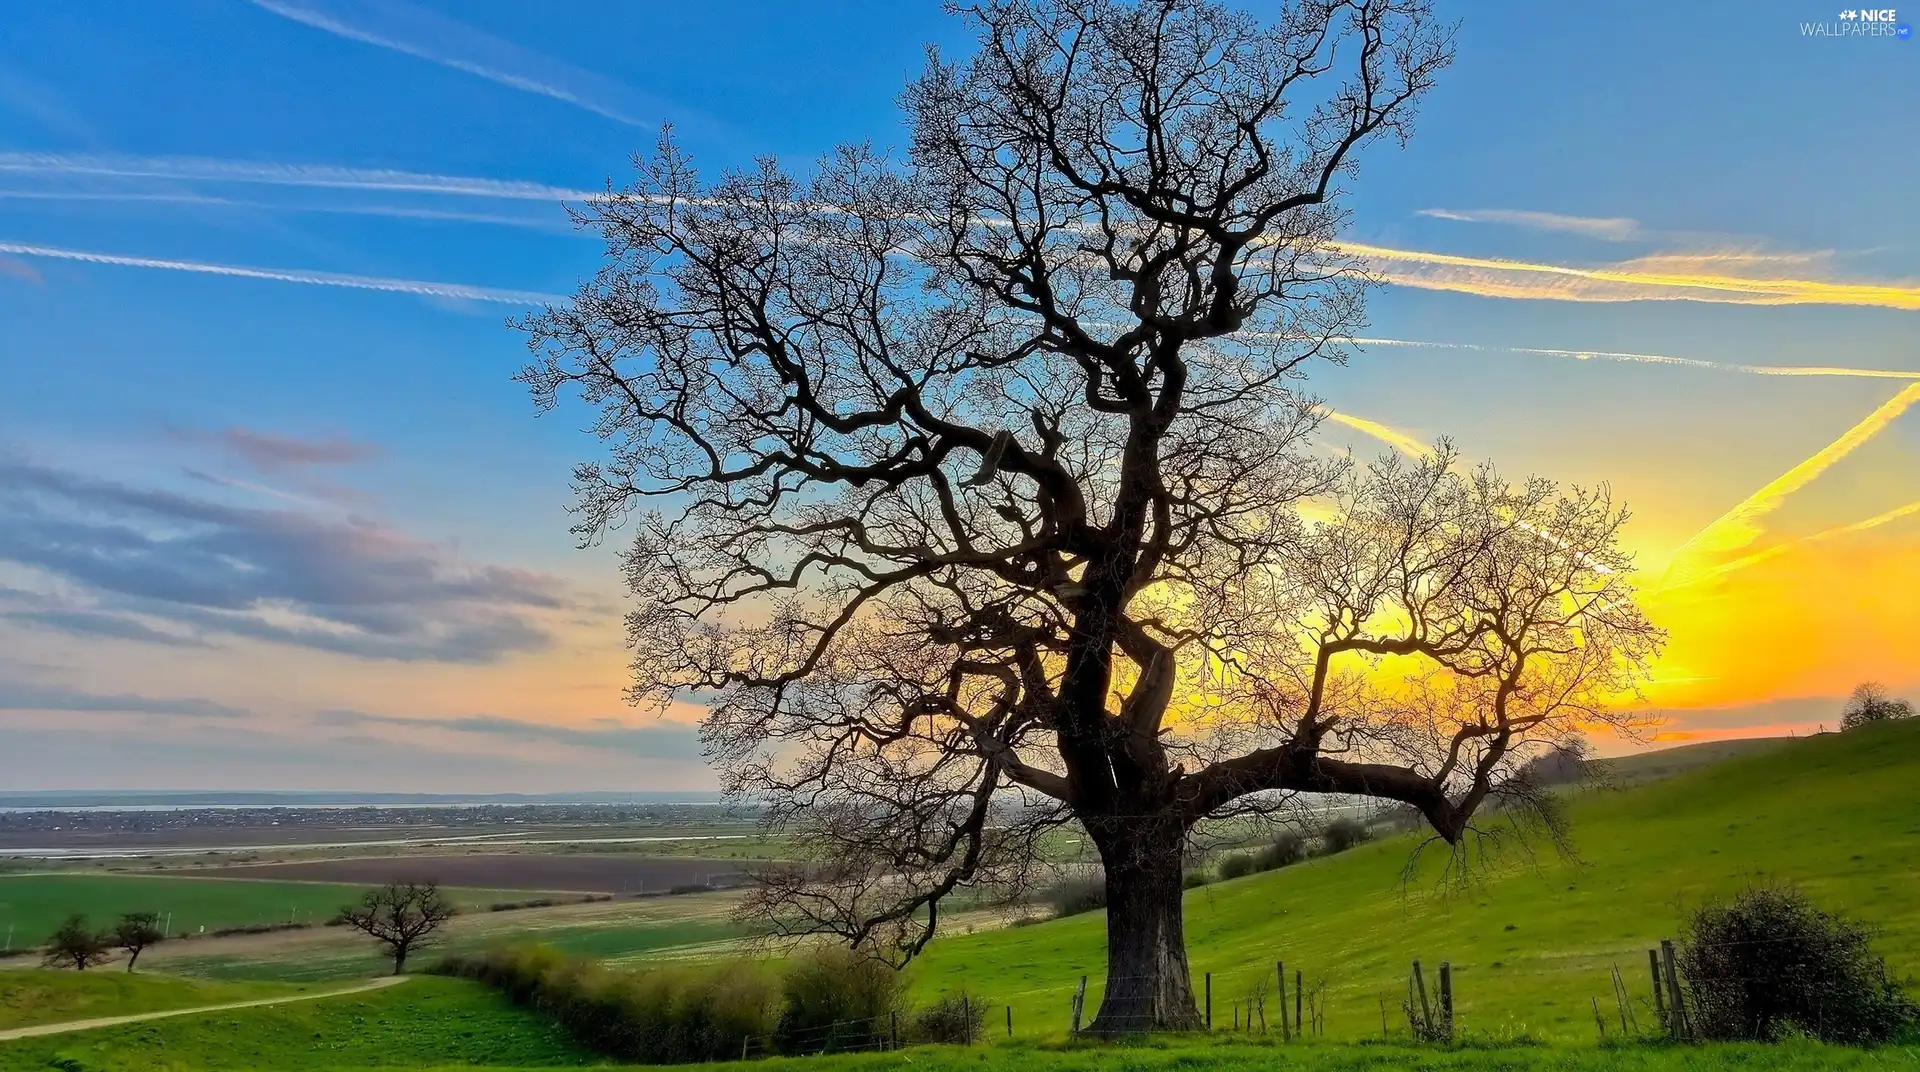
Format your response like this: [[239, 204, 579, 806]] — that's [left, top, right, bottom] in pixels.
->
[[0, 976, 591, 1071], [141, 891, 751, 983], [0, 873, 560, 947], [907, 720, 1920, 1042], [2, 723, 1916, 1070], [0, 970, 315, 1031]]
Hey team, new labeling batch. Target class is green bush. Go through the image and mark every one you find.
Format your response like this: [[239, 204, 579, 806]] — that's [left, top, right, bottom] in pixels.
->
[[1216, 853, 1256, 880], [1319, 817, 1371, 855], [1680, 883, 1918, 1044], [1044, 874, 1107, 917], [774, 945, 907, 1054], [1253, 831, 1308, 870], [911, 990, 987, 1044], [433, 945, 779, 1063]]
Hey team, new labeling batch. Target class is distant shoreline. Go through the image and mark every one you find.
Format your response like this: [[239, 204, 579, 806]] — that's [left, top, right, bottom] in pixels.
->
[[0, 790, 726, 810]]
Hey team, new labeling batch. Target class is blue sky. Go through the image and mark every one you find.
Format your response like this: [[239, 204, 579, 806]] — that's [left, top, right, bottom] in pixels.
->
[[1, 0, 1916, 790]]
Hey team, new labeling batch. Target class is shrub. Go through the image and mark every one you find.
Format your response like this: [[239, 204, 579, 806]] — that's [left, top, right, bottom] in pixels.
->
[[434, 945, 780, 1062], [1319, 817, 1371, 855], [1253, 831, 1307, 871], [1181, 870, 1211, 890], [1841, 682, 1915, 731], [1216, 853, 1256, 880], [774, 945, 906, 1054], [1680, 884, 1918, 1044], [1044, 875, 1107, 918], [912, 991, 987, 1044]]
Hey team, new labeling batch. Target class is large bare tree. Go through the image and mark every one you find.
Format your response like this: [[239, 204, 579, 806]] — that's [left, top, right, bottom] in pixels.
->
[[522, 0, 1661, 1033]]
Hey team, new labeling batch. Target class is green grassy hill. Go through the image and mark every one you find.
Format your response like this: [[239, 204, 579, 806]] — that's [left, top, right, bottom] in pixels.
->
[[908, 720, 1920, 1041], [0, 970, 314, 1032], [0, 976, 591, 1072]]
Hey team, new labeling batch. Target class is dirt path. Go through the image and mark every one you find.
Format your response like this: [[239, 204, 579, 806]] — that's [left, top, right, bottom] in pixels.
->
[[0, 975, 411, 1042]]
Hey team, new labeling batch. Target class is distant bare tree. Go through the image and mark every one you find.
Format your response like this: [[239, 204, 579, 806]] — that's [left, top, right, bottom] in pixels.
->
[[336, 881, 456, 975], [42, 914, 110, 971], [522, 0, 1662, 1033], [1840, 682, 1913, 731], [110, 911, 164, 972]]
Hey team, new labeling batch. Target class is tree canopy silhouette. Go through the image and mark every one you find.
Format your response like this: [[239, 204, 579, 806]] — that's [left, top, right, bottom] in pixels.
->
[[522, 0, 1662, 1033]]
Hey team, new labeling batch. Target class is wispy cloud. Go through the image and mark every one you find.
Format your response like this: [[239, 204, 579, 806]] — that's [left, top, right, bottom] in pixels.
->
[[0, 241, 561, 305], [1417, 207, 1642, 241], [1345, 336, 1920, 381], [170, 426, 379, 472], [1334, 242, 1920, 311], [245, 0, 664, 126], [315, 709, 704, 759], [0, 680, 245, 718], [0, 152, 598, 201], [0, 254, 40, 284], [1663, 382, 1920, 581], [0, 457, 574, 663]]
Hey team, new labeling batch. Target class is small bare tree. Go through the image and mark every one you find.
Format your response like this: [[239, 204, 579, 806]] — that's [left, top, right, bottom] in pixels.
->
[[336, 881, 455, 975], [1840, 682, 1914, 731], [42, 914, 110, 971], [522, 0, 1662, 1033], [110, 911, 164, 972]]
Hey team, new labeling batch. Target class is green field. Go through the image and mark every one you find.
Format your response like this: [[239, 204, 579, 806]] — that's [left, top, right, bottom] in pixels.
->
[[0, 874, 542, 947], [3, 725, 1917, 1070], [0, 970, 315, 1031], [908, 719, 1920, 1042], [156, 915, 747, 983], [0, 976, 591, 1071]]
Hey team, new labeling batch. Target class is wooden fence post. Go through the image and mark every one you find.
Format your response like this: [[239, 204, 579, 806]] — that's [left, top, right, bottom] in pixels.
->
[[1006, 1005, 1013, 1038], [962, 993, 972, 1045], [1661, 939, 1690, 1040], [1205, 972, 1212, 1029], [1592, 996, 1607, 1039], [1277, 962, 1290, 1041], [1648, 948, 1667, 1031], [1438, 961, 1454, 1042], [1295, 968, 1303, 1037], [1071, 975, 1087, 1036], [1412, 960, 1433, 1039]]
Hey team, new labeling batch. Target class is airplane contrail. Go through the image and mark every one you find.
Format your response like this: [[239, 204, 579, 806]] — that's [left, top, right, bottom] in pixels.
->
[[1663, 382, 1920, 583], [1333, 241, 1920, 311], [1661, 497, 1920, 591], [0, 152, 598, 201], [1346, 337, 1920, 380], [0, 241, 562, 305]]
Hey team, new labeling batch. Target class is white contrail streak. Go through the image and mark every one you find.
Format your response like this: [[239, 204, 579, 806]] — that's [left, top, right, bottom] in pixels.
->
[[245, 0, 652, 126], [0, 241, 562, 305], [0, 152, 598, 201], [1345, 336, 1920, 380]]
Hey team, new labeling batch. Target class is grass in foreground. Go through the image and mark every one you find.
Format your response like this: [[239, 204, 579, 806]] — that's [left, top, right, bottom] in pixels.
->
[[0, 976, 591, 1071], [0, 970, 314, 1031], [909, 720, 1920, 1042]]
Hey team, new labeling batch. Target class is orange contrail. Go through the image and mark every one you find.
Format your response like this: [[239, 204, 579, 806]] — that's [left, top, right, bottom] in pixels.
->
[[1331, 242, 1920, 311], [1662, 383, 1920, 584], [1663, 497, 1920, 591], [1320, 410, 1435, 460]]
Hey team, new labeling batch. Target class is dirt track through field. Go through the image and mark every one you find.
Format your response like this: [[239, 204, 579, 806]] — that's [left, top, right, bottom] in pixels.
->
[[0, 975, 410, 1041]]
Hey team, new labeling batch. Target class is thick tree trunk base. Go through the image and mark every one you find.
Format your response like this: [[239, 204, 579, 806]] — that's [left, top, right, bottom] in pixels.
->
[[1083, 842, 1204, 1036]]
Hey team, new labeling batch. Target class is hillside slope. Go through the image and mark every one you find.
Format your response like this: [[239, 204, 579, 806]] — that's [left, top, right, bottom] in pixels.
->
[[910, 721, 1920, 1041]]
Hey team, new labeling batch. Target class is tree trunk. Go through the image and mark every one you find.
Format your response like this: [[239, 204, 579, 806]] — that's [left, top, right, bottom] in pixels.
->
[[393, 946, 407, 975], [1084, 829, 1203, 1035]]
